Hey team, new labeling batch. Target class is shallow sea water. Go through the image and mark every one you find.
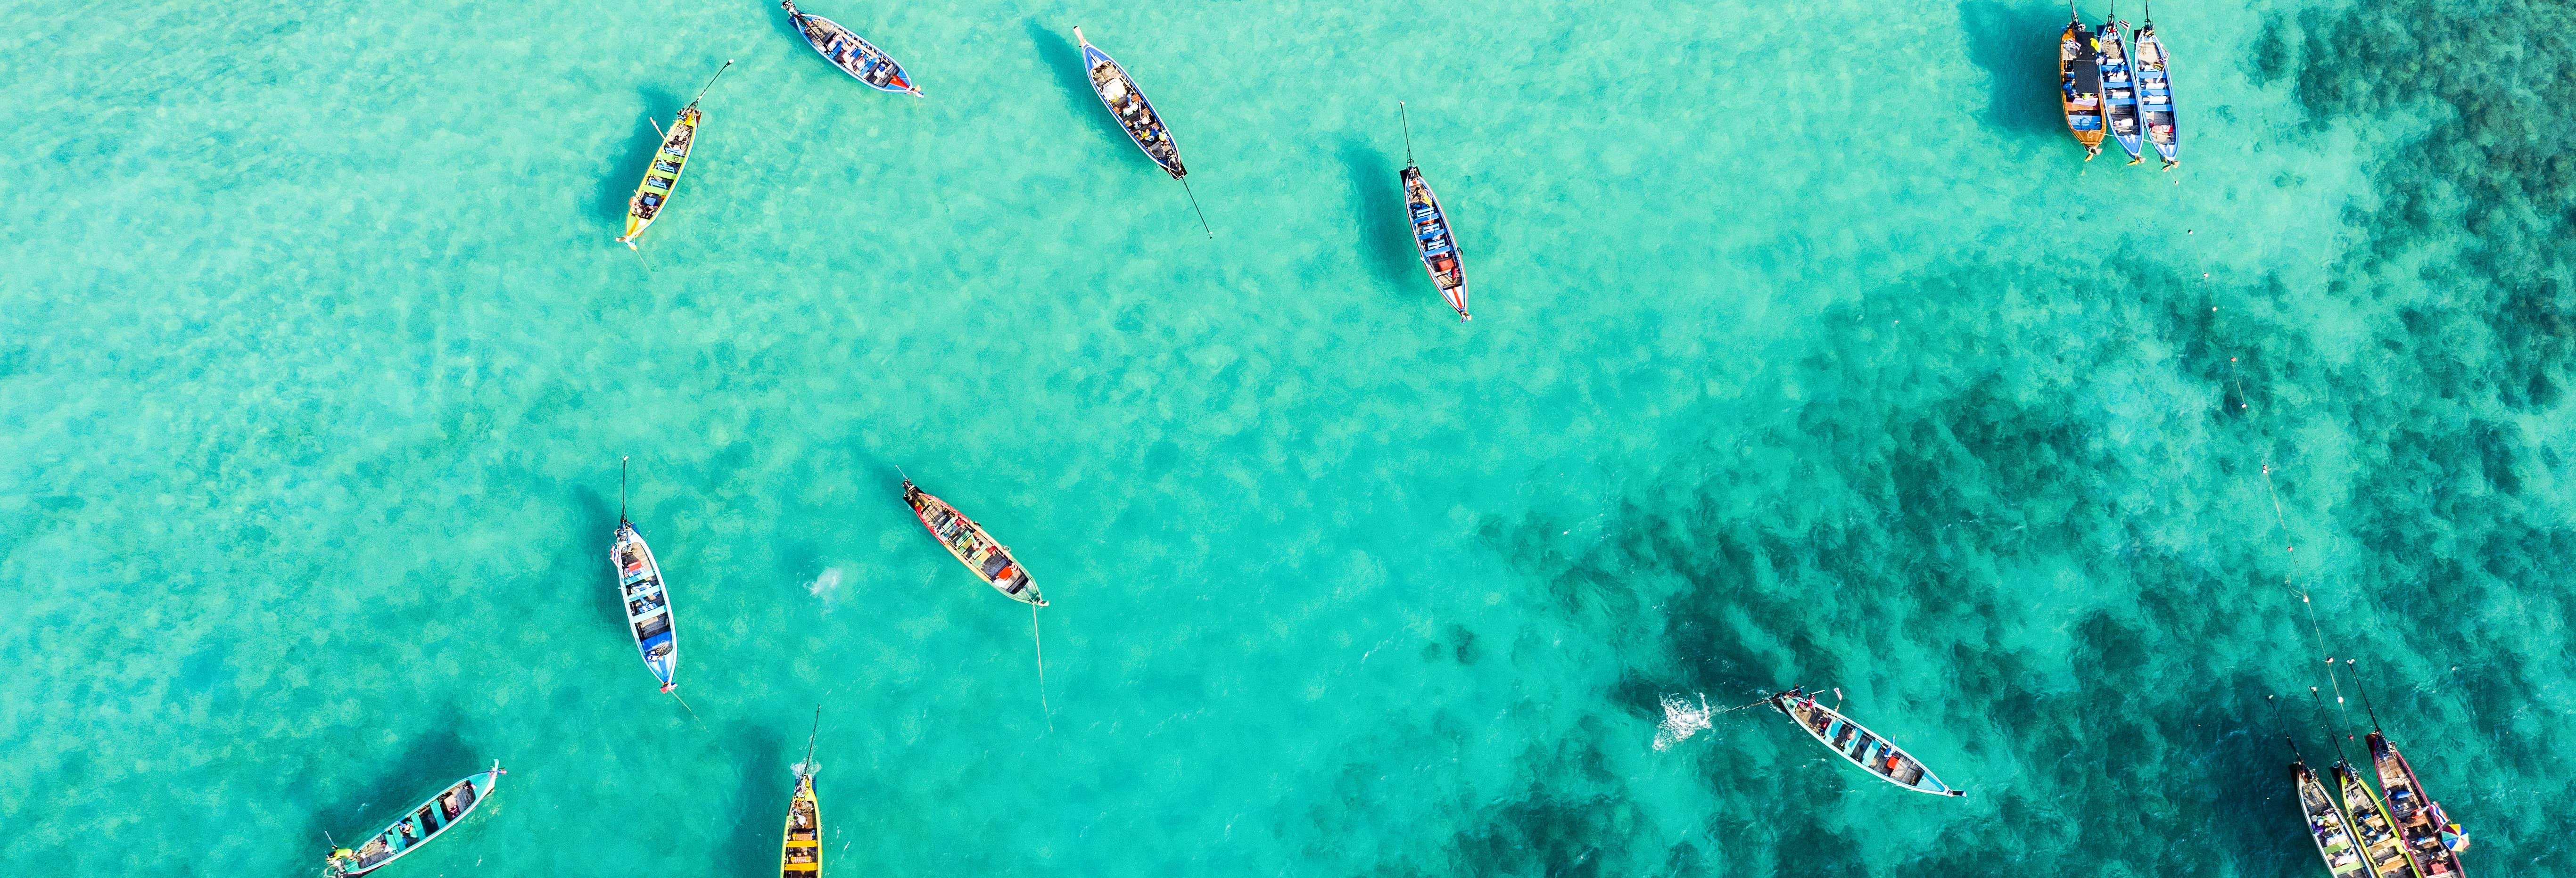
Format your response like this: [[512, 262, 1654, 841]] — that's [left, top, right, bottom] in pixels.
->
[[5, 0, 2573, 875]]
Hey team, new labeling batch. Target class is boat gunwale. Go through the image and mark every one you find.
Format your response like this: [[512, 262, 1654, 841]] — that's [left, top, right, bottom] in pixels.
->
[[2295, 760, 2370, 877], [903, 481, 1044, 605], [1400, 165, 1469, 319], [330, 764, 503, 877], [784, 2, 920, 95], [613, 521, 677, 689], [1076, 29, 1187, 179], [2369, 733, 2467, 878], [779, 772, 821, 877], [622, 108, 701, 242], [1771, 690, 1960, 796], [2335, 761, 2428, 878]]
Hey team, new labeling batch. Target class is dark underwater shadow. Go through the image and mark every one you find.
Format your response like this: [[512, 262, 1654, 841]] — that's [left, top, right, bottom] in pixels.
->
[[716, 722, 789, 874], [1957, 0, 2065, 137], [1340, 139, 1423, 302], [302, 713, 478, 843], [598, 86, 681, 225], [1024, 17, 1157, 174], [569, 482, 626, 648]]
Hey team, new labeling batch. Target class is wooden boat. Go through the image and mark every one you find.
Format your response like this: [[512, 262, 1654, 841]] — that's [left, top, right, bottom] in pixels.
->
[[2370, 733, 2471, 875], [1768, 688, 1965, 796], [1075, 27, 1187, 179], [2097, 12, 2146, 164], [2059, 14, 2105, 160], [2335, 761, 2428, 878], [781, 710, 823, 878], [2291, 743, 2371, 877], [618, 61, 732, 249], [780, 1, 919, 95], [903, 478, 1044, 605], [2132, 3, 2179, 169], [613, 518, 678, 692], [1396, 104, 1469, 321], [323, 762, 504, 877]]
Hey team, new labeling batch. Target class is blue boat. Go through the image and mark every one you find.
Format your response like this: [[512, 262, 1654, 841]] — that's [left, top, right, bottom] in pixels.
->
[[1075, 27, 1187, 180], [1396, 103, 1469, 321], [2097, 8, 2146, 164], [323, 762, 504, 877], [781, 0, 919, 96], [2133, 4, 2179, 169], [613, 518, 677, 692]]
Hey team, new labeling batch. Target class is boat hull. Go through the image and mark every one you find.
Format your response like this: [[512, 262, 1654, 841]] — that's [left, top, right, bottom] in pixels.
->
[[2059, 21, 2105, 156], [903, 480, 1044, 605], [1401, 166, 1470, 320], [325, 763, 503, 877], [784, 2, 919, 95], [2097, 22, 2146, 163], [780, 771, 820, 877], [2370, 733, 2469, 876], [1769, 689, 1963, 796], [620, 107, 700, 245], [613, 521, 678, 691], [2296, 761, 2371, 877], [2337, 762, 2427, 878], [2134, 25, 2179, 167], [1076, 28, 1187, 179]]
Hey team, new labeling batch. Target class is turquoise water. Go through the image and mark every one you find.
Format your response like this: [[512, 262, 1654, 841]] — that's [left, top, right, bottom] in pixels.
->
[[5, 0, 2572, 873]]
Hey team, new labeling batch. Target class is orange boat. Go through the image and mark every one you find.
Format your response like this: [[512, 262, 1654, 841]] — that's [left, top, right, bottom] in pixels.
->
[[903, 479, 1044, 605], [2059, 12, 2106, 159]]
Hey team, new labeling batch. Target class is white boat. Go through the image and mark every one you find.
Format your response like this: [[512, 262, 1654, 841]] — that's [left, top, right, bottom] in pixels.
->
[[1769, 688, 1965, 796]]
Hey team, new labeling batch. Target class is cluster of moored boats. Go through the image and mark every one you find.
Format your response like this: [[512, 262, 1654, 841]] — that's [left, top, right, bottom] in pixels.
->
[[2285, 665, 2474, 878], [313, 7, 2488, 876], [616, 4, 1475, 320], [2058, 1, 2180, 168]]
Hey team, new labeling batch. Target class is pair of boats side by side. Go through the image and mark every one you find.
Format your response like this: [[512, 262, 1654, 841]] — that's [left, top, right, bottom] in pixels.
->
[[2058, 1, 2179, 168], [613, 7, 1474, 321]]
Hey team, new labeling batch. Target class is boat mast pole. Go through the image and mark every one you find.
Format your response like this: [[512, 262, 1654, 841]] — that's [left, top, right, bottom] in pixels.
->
[[1179, 178, 1212, 238], [2308, 686, 2355, 768], [801, 706, 821, 775], [619, 456, 630, 525], [689, 59, 736, 108], [2347, 658, 2385, 734], [1399, 101, 1416, 167]]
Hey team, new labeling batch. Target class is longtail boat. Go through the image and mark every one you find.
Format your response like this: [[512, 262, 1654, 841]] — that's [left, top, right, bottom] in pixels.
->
[[781, 709, 823, 878], [618, 61, 733, 249], [2132, 1, 2178, 169], [1074, 27, 1187, 180], [2097, 9, 2145, 164], [903, 478, 1044, 605], [2289, 739, 2370, 877], [612, 461, 677, 692], [2336, 761, 2427, 878], [323, 762, 504, 877], [2059, 11, 2105, 160], [2369, 734, 2469, 875], [781, 1, 920, 95], [2349, 665, 2471, 875], [1768, 687, 1965, 796], [1396, 103, 1470, 321]]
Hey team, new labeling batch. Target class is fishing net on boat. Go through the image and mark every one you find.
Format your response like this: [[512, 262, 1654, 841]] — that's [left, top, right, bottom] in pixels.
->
[[1652, 693, 1714, 751]]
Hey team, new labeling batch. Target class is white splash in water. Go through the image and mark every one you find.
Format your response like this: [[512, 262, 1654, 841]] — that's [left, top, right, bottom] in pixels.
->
[[1653, 693, 1714, 751], [806, 567, 844, 608]]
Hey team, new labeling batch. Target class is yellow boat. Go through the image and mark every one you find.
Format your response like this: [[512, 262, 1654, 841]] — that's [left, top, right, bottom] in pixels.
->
[[781, 709, 822, 877], [618, 61, 732, 249]]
